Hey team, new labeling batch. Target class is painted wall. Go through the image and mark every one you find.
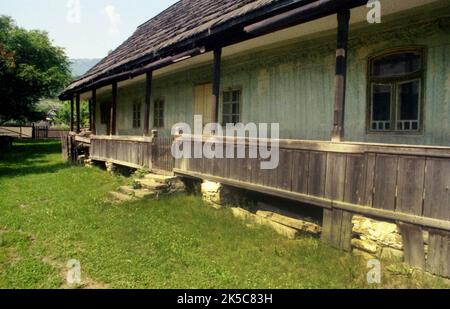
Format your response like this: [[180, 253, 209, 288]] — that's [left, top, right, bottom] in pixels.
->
[[97, 7, 450, 146]]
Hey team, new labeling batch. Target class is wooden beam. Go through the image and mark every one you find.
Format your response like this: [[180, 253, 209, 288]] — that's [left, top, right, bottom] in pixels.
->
[[76, 94, 81, 133], [211, 48, 222, 124], [173, 168, 450, 232], [92, 89, 97, 134], [88, 98, 92, 131], [110, 83, 117, 135], [70, 97, 74, 132], [331, 10, 350, 142], [144, 71, 153, 136]]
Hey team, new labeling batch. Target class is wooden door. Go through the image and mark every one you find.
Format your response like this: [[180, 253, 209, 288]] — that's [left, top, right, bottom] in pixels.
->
[[194, 83, 213, 124]]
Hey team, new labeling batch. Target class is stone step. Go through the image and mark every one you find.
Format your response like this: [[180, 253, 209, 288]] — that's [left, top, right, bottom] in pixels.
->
[[118, 186, 135, 195], [108, 191, 135, 202], [144, 173, 177, 184], [136, 179, 168, 191], [134, 189, 157, 199]]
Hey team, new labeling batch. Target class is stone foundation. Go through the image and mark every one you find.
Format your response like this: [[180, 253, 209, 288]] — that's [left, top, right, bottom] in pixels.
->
[[105, 161, 116, 174], [351, 215, 429, 263], [199, 181, 433, 267], [200, 181, 244, 208]]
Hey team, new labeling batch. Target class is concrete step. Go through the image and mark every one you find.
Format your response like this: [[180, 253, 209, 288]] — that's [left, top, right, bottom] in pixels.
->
[[108, 191, 135, 202], [144, 173, 177, 184], [136, 179, 168, 191]]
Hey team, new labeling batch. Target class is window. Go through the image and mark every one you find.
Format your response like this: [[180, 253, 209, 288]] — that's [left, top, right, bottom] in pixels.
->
[[132, 101, 141, 128], [222, 89, 241, 125], [153, 98, 164, 128], [100, 102, 109, 125], [368, 49, 423, 132]]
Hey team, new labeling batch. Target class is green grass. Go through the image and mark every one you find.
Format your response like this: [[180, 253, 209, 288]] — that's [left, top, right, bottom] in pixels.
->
[[0, 140, 448, 289]]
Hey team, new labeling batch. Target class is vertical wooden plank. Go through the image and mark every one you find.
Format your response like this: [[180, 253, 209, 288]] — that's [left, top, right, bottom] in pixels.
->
[[76, 94, 81, 133], [110, 83, 117, 135], [276, 149, 292, 190], [427, 229, 450, 278], [396, 157, 426, 216], [364, 153, 376, 207], [423, 158, 450, 221], [144, 71, 153, 136], [340, 211, 353, 251], [331, 10, 350, 142], [70, 97, 74, 132], [322, 209, 333, 246], [308, 152, 327, 197], [344, 154, 366, 204], [211, 48, 221, 124], [322, 208, 353, 252], [325, 153, 347, 201], [92, 89, 97, 134], [292, 151, 310, 194], [398, 222, 425, 269], [373, 155, 398, 211]]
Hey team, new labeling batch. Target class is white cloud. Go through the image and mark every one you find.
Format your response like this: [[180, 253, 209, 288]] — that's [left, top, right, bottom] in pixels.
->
[[103, 5, 121, 36]]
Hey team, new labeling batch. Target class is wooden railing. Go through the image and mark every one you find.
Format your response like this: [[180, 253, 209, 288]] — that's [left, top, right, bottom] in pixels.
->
[[173, 136, 450, 229], [90, 135, 174, 172], [90, 136, 153, 169]]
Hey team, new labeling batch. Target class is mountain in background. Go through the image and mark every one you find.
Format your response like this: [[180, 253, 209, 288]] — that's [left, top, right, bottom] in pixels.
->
[[70, 58, 101, 78]]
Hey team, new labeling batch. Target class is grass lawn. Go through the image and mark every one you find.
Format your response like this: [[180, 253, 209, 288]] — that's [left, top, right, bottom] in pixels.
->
[[0, 140, 448, 289]]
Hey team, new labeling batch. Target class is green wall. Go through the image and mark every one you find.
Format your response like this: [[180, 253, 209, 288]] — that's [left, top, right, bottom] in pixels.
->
[[97, 8, 450, 146]]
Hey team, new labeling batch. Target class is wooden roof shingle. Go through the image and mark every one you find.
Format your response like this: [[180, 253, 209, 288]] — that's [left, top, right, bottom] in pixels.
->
[[64, 0, 283, 93]]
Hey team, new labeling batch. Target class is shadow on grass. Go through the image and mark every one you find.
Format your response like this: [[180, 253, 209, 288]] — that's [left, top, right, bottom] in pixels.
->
[[0, 140, 70, 178]]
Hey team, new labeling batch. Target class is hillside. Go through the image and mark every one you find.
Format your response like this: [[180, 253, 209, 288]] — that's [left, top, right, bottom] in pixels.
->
[[70, 58, 101, 78]]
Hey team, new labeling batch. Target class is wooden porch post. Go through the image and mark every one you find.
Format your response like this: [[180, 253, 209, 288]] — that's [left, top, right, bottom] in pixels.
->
[[92, 89, 97, 134], [144, 71, 153, 136], [88, 98, 92, 131], [70, 97, 74, 132], [76, 93, 81, 133], [110, 83, 117, 135], [211, 48, 222, 124], [331, 10, 350, 142]]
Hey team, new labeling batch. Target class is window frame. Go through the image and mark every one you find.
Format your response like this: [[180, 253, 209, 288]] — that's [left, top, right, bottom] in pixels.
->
[[367, 47, 426, 135], [132, 101, 142, 129], [221, 87, 242, 126], [100, 102, 109, 125], [153, 98, 165, 128]]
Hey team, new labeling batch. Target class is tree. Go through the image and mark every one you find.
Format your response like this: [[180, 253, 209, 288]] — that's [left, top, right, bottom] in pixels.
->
[[52, 100, 90, 128], [0, 16, 72, 124]]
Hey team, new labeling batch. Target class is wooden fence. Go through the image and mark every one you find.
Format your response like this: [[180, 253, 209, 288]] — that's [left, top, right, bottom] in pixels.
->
[[0, 126, 33, 138], [0, 126, 69, 139]]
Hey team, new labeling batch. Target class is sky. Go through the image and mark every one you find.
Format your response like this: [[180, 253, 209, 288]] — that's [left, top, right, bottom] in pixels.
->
[[0, 0, 179, 59]]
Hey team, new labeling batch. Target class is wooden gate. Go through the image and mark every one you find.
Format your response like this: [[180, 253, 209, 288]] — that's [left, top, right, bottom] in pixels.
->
[[34, 126, 48, 139]]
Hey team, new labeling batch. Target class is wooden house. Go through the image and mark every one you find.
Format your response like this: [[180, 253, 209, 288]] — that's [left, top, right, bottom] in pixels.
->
[[60, 0, 450, 277]]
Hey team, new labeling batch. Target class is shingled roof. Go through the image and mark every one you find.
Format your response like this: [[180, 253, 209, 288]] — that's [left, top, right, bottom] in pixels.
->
[[61, 0, 367, 98], [63, 0, 287, 95]]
